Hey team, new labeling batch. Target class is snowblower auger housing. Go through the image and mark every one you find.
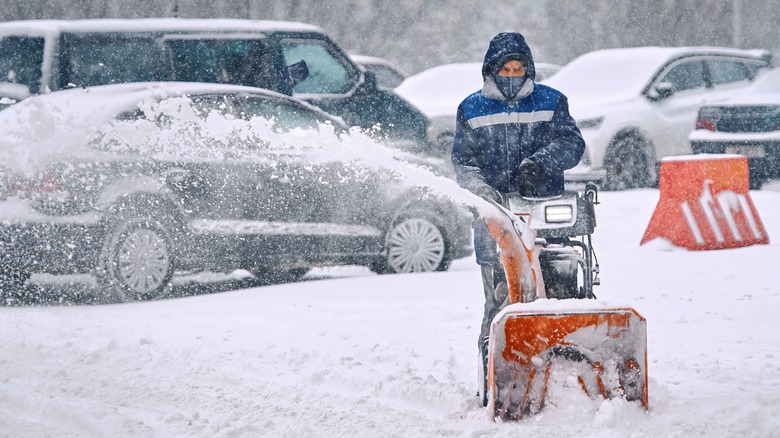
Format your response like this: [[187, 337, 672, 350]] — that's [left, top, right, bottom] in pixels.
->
[[481, 185, 648, 421], [487, 305, 648, 420]]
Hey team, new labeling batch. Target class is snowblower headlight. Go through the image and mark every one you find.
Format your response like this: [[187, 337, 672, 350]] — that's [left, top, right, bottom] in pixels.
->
[[545, 205, 573, 223]]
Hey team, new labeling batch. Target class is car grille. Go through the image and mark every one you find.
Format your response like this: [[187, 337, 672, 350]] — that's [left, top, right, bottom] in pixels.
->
[[712, 106, 780, 133]]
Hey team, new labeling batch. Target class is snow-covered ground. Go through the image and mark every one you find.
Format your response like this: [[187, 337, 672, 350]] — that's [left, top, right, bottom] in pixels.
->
[[2, 185, 779, 437]]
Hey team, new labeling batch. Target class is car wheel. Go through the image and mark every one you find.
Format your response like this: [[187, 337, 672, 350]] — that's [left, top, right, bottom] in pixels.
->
[[603, 134, 650, 191], [374, 214, 451, 274], [97, 217, 175, 302]]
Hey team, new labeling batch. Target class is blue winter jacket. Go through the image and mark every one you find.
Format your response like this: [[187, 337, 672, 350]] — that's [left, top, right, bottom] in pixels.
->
[[452, 33, 585, 197]]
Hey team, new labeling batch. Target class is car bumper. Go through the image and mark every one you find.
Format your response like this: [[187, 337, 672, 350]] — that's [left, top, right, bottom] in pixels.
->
[[0, 199, 105, 275], [691, 140, 780, 181], [564, 163, 606, 190]]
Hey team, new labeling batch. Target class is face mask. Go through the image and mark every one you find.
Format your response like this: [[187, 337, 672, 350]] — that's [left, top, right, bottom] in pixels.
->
[[494, 75, 527, 100]]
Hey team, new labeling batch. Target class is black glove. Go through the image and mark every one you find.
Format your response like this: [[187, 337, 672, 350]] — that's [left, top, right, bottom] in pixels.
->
[[517, 158, 543, 196]]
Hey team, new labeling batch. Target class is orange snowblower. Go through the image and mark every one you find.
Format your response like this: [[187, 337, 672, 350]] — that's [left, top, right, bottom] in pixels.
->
[[481, 185, 648, 421]]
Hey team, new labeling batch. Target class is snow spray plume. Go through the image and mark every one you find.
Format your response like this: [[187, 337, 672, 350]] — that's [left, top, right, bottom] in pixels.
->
[[0, 94, 498, 217]]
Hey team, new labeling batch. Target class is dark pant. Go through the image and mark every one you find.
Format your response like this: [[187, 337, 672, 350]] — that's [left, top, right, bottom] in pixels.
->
[[479, 262, 508, 353], [473, 218, 499, 266]]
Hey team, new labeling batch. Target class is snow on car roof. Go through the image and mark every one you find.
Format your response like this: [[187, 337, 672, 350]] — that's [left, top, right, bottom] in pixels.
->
[[544, 46, 770, 104], [0, 18, 320, 38]]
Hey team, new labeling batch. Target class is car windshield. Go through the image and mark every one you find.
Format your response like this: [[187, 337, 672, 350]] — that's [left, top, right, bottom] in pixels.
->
[[544, 49, 672, 97]]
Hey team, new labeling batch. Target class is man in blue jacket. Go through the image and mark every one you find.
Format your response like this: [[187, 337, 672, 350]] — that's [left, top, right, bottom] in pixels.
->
[[451, 32, 585, 404]]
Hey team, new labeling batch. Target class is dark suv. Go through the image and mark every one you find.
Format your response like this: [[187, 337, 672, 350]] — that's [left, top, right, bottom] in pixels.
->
[[0, 83, 473, 302], [0, 19, 432, 151]]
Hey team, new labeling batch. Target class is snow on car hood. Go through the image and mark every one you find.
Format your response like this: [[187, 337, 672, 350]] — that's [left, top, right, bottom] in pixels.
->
[[542, 47, 671, 107], [396, 62, 561, 118], [395, 62, 484, 118]]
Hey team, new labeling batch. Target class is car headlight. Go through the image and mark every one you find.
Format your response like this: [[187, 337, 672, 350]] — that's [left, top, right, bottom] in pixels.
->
[[545, 205, 573, 223], [576, 116, 604, 130]]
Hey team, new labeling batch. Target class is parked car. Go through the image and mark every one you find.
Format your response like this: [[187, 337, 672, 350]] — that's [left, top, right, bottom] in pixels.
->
[[690, 68, 780, 188], [0, 18, 431, 152], [543, 46, 773, 190], [394, 61, 602, 184], [0, 82, 473, 302], [350, 54, 408, 89]]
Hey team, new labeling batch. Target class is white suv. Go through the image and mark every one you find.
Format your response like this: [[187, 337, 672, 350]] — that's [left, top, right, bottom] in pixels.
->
[[543, 46, 772, 190]]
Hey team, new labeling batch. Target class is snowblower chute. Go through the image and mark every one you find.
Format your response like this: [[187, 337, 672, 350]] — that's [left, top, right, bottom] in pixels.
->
[[482, 188, 648, 421]]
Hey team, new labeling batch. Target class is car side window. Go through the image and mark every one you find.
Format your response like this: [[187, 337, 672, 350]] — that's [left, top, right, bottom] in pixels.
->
[[742, 61, 770, 80], [165, 38, 276, 89], [236, 95, 323, 131], [364, 65, 405, 88], [660, 61, 706, 92], [188, 95, 232, 118], [0, 36, 45, 94], [62, 35, 163, 88], [707, 60, 750, 86], [280, 40, 357, 94]]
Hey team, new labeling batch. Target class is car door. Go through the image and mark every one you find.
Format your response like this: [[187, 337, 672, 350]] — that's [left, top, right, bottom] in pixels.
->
[[232, 93, 386, 261], [154, 93, 289, 270], [647, 57, 710, 158]]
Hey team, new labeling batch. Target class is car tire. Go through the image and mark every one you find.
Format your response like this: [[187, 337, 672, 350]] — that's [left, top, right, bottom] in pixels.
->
[[603, 134, 651, 191], [373, 213, 451, 274], [97, 216, 175, 302]]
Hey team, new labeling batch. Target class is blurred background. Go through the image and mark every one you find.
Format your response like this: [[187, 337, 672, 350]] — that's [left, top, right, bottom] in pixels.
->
[[1, 0, 777, 73]]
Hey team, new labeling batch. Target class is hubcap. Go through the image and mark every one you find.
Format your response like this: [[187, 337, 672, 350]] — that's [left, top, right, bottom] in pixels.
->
[[117, 228, 171, 294], [386, 218, 445, 273]]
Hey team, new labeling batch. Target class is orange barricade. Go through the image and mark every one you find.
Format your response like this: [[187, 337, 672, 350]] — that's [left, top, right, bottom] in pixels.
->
[[641, 155, 769, 250]]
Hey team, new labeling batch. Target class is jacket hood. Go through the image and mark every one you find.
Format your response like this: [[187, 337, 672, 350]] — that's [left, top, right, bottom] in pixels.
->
[[481, 32, 536, 81]]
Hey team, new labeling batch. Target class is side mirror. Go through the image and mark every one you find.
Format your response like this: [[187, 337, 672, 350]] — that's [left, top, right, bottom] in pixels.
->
[[649, 82, 674, 101], [283, 60, 309, 90]]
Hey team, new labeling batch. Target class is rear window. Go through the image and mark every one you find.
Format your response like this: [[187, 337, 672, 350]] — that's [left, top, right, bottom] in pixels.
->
[[707, 60, 750, 86], [61, 35, 163, 88], [0, 36, 45, 94]]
